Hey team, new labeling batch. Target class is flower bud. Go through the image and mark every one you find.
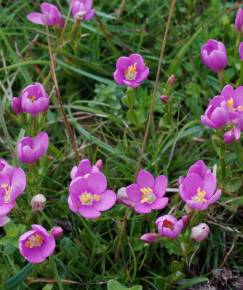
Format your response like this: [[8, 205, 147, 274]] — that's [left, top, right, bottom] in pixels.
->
[[239, 42, 243, 60], [167, 74, 176, 86], [181, 215, 189, 228], [31, 194, 46, 212], [235, 8, 243, 32], [160, 95, 170, 103], [140, 233, 159, 244], [95, 159, 103, 170], [117, 187, 134, 207], [11, 97, 22, 115], [51, 226, 63, 239], [191, 223, 210, 242]]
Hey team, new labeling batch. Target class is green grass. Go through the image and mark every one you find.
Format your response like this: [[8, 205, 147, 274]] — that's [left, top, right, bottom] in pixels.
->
[[0, 0, 243, 289]]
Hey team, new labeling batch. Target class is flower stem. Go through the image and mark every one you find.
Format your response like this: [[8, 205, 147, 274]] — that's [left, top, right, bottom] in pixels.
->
[[135, 0, 176, 175], [219, 143, 226, 181], [45, 26, 80, 161]]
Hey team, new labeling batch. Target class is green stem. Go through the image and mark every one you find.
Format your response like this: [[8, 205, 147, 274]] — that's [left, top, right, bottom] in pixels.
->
[[220, 144, 226, 181]]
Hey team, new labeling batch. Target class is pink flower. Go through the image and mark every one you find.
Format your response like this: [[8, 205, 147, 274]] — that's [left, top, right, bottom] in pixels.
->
[[70, 159, 100, 180], [17, 132, 49, 164], [51, 227, 63, 239], [201, 85, 243, 143], [200, 39, 227, 73], [19, 225, 56, 264], [140, 233, 159, 244], [179, 160, 221, 211], [0, 163, 26, 217], [71, 0, 95, 21], [113, 54, 149, 88], [11, 83, 50, 117], [126, 169, 168, 214], [235, 8, 243, 32], [160, 95, 170, 103], [68, 172, 116, 219], [191, 223, 210, 242], [27, 3, 64, 28], [239, 42, 243, 60], [156, 215, 184, 239]]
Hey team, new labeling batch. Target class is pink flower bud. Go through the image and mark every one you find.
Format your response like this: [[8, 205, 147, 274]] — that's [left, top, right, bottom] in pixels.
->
[[51, 227, 63, 239], [160, 95, 170, 103], [31, 194, 46, 212], [140, 233, 159, 244], [117, 187, 134, 207], [167, 74, 176, 86], [181, 215, 189, 228], [95, 159, 103, 170], [11, 97, 23, 115], [191, 223, 210, 242]]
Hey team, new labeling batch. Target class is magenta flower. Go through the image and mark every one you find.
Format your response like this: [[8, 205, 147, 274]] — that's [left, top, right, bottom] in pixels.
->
[[68, 172, 116, 219], [140, 233, 159, 244], [117, 187, 135, 207], [179, 160, 221, 211], [126, 169, 168, 214], [201, 85, 243, 143], [201, 95, 229, 129], [70, 159, 100, 180], [235, 8, 243, 32], [17, 132, 49, 164], [12, 83, 50, 117], [19, 225, 56, 264], [113, 54, 149, 88], [0, 166, 26, 216], [71, 0, 95, 21], [239, 42, 243, 60], [156, 215, 184, 239], [191, 223, 210, 242], [200, 39, 227, 73], [27, 3, 64, 28]]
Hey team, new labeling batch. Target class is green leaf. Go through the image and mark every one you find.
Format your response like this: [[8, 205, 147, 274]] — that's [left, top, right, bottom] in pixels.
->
[[5, 263, 33, 290], [177, 276, 209, 289], [107, 280, 142, 290]]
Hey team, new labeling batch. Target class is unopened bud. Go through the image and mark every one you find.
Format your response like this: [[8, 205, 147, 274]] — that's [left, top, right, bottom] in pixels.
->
[[95, 159, 103, 170], [31, 194, 46, 212], [51, 226, 63, 239], [140, 233, 159, 244], [167, 74, 176, 86], [160, 95, 170, 103], [191, 223, 210, 242]]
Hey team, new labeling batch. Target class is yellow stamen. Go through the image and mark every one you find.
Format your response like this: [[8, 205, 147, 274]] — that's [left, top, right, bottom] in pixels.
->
[[141, 187, 155, 204], [79, 192, 101, 205], [28, 95, 36, 103], [192, 188, 207, 203], [124, 63, 137, 81], [227, 98, 234, 109], [1, 183, 11, 203], [25, 234, 44, 248]]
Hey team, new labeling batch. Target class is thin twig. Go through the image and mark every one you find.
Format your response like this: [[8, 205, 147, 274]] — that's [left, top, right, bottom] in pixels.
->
[[46, 26, 80, 161], [135, 0, 176, 174]]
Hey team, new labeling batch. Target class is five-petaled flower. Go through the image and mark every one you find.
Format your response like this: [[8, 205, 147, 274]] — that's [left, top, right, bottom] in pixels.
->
[[11, 83, 50, 117], [27, 2, 64, 28], [71, 0, 95, 21], [68, 172, 116, 219], [113, 54, 149, 88], [156, 215, 185, 239], [126, 169, 168, 214], [19, 225, 56, 264], [179, 160, 221, 211]]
